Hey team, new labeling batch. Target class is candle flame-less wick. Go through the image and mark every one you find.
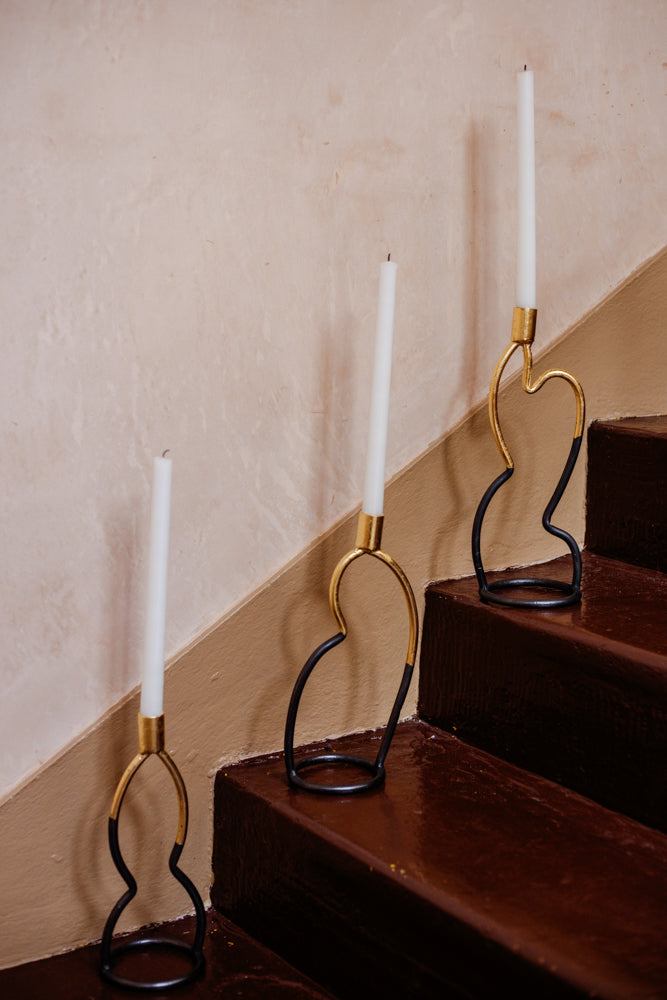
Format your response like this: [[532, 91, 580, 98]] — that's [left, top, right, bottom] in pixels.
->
[[162, 449, 170, 458], [524, 64, 527, 71], [387, 253, 391, 261]]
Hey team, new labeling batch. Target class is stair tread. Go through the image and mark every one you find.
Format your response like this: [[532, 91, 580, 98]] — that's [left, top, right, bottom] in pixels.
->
[[591, 414, 667, 438], [0, 910, 337, 999], [212, 721, 667, 999], [428, 550, 667, 666], [419, 551, 667, 829]]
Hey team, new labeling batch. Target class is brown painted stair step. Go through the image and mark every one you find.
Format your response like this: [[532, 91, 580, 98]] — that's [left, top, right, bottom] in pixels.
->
[[419, 415, 667, 833], [0, 910, 338, 999], [418, 549, 667, 833], [585, 415, 667, 573], [5, 415, 665, 996], [211, 721, 667, 999]]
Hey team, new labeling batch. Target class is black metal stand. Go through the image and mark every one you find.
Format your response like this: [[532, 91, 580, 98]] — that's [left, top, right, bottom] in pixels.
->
[[284, 632, 414, 794], [472, 435, 583, 609], [284, 513, 418, 795], [471, 307, 585, 610], [100, 715, 206, 991]]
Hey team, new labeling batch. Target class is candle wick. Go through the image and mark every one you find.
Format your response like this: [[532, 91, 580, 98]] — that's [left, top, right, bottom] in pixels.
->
[[387, 253, 391, 261], [162, 449, 170, 458], [524, 64, 527, 71]]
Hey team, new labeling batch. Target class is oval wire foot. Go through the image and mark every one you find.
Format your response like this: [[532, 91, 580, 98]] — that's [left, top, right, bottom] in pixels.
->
[[100, 743, 206, 990]]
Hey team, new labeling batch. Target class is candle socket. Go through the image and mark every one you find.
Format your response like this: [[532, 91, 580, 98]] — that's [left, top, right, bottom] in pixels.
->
[[472, 308, 586, 609], [510, 306, 537, 344], [285, 509, 418, 794], [100, 712, 206, 990], [137, 713, 165, 754], [355, 512, 384, 551]]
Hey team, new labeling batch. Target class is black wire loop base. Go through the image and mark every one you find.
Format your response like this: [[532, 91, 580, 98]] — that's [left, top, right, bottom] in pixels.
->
[[284, 631, 415, 794], [100, 744, 206, 990], [472, 434, 583, 609]]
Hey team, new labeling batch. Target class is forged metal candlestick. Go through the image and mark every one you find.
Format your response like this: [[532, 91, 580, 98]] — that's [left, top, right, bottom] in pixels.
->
[[471, 307, 585, 609], [284, 511, 418, 794], [100, 713, 206, 990]]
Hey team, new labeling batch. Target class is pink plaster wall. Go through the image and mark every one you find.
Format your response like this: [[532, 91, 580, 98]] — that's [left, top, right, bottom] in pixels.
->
[[1, 0, 665, 800]]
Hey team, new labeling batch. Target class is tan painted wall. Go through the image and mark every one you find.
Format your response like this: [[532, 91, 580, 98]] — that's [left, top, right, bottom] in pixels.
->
[[1, 245, 665, 970], [2, 1, 666, 810]]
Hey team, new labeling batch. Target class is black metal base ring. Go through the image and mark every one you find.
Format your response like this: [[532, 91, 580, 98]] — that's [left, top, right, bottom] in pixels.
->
[[289, 752, 385, 795], [101, 936, 205, 992], [479, 575, 580, 609]]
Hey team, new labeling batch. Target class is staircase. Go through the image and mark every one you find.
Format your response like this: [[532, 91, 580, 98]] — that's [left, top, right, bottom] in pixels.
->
[[2, 416, 665, 998], [211, 415, 667, 999]]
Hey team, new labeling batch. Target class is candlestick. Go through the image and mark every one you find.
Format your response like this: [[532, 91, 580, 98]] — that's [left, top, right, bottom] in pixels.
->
[[516, 67, 536, 308], [362, 258, 398, 517], [100, 714, 206, 989], [139, 454, 171, 718], [284, 512, 418, 794], [471, 308, 585, 608]]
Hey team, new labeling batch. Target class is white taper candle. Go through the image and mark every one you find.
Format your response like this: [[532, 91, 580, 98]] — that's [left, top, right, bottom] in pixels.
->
[[362, 258, 398, 517], [139, 454, 172, 717], [516, 68, 536, 308]]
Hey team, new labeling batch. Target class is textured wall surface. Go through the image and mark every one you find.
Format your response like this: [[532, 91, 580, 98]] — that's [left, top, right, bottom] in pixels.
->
[[2, 2, 666, 803]]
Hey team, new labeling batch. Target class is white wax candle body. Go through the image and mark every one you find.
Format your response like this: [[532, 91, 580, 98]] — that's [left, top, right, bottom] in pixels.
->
[[139, 455, 172, 717], [516, 68, 536, 308], [362, 260, 398, 517]]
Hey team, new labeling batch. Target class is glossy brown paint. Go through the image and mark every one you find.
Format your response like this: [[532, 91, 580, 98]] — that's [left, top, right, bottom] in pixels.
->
[[586, 415, 667, 572], [212, 722, 667, 999], [419, 551, 667, 830], [0, 910, 337, 999]]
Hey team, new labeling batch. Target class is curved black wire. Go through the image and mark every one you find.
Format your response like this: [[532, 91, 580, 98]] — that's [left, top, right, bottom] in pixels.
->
[[100, 809, 206, 989], [471, 435, 583, 609], [284, 632, 414, 794]]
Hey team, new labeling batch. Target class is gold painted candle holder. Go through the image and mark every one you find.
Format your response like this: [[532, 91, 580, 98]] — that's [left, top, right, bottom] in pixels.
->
[[100, 713, 206, 990], [284, 511, 419, 794], [471, 307, 585, 609]]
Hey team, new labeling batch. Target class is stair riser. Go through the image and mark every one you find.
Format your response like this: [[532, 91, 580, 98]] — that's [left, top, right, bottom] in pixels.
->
[[213, 760, 596, 999], [213, 785, 500, 999], [418, 581, 667, 832], [586, 419, 667, 571], [211, 724, 667, 1000]]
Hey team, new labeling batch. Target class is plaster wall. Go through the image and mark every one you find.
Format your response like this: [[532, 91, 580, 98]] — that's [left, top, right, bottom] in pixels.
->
[[1, 3, 665, 811]]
